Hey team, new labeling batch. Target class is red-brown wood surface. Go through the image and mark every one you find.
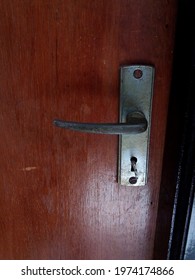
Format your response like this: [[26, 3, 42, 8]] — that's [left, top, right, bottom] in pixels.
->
[[0, 0, 176, 259]]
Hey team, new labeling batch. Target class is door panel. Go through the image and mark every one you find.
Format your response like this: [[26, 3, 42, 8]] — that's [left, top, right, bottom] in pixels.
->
[[0, 0, 176, 259]]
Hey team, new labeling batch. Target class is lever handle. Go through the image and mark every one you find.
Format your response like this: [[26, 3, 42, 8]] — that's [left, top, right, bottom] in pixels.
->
[[53, 112, 147, 135]]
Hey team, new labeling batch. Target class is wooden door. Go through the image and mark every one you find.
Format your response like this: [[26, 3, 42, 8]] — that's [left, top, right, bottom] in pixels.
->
[[0, 0, 176, 259]]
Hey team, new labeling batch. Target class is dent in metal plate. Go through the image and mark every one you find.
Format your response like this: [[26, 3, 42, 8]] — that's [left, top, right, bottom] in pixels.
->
[[118, 65, 155, 186]]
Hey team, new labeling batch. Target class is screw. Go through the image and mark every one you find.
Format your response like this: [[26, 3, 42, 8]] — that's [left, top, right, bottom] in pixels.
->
[[129, 176, 138, 184], [133, 69, 143, 79]]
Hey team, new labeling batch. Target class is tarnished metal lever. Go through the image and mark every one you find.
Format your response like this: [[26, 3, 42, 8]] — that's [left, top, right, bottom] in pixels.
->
[[53, 112, 147, 135]]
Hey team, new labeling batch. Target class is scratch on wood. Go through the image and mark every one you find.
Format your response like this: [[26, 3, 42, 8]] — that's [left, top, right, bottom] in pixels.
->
[[21, 167, 38, 171]]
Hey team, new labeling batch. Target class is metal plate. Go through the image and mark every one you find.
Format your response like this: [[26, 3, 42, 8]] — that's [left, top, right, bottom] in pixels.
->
[[118, 65, 155, 186]]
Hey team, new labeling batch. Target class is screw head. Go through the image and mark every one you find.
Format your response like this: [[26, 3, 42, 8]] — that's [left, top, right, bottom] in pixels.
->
[[133, 69, 143, 79], [129, 176, 138, 184]]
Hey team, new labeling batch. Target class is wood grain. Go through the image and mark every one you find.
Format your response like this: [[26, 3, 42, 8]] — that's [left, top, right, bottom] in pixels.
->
[[0, 0, 176, 259]]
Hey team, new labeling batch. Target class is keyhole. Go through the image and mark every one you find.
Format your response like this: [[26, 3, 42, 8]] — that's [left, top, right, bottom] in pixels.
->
[[131, 156, 137, 171], [129, 157, 138, 184]]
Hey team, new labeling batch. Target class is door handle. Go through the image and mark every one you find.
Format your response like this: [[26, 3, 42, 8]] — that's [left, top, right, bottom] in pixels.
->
[[53, 65, 154, 186], [53, 111, 147, 135]]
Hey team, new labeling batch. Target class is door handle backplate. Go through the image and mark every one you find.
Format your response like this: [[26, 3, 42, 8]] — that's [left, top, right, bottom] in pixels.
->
[[53, 65, 155, 187], [119, 65, 154, 186]]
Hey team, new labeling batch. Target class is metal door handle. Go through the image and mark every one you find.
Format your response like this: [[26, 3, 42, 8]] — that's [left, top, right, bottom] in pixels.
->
[[53, 65, 154, 187], [53, 112, 147, 135]]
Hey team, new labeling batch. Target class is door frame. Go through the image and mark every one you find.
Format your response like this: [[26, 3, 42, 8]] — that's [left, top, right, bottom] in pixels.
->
[[154, 0, 195, 260]]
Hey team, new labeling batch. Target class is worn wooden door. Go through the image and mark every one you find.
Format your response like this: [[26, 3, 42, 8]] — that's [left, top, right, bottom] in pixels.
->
[[0, 0, 176, 259]]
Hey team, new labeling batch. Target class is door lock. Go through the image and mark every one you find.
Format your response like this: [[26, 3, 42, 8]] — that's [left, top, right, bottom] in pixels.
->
[[53, 65, 155, 186]]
